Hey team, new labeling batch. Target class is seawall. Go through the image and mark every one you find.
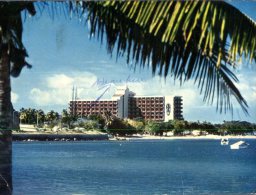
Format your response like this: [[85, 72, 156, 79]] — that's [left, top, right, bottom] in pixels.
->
[[13, 134, 109, 141]]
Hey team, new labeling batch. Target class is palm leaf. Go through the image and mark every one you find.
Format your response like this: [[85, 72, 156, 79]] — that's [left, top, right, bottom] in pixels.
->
[[0, 2, 35, 77], [80, 1, 256, 115]]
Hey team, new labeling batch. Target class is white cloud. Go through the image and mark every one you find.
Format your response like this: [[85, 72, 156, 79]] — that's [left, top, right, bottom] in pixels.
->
[[29, 72, 100, 106], [47, 74, 74, 89], [45, 72, 97, 89], [30, 88, 51, 106], [235, 73, 256, 104], [74, 73, 97, 88], [11, 92, 19, 103]]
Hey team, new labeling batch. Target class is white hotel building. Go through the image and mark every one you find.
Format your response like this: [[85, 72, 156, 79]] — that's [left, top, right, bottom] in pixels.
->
[[70, 87, 183, 122]]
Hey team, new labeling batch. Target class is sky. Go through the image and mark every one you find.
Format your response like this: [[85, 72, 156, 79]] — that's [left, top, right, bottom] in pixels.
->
[[11, 2, 256, 123]]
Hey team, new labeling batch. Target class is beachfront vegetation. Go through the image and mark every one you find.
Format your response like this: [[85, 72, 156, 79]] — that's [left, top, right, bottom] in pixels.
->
[[145, 121, 161, 135], [16, 108, 256, 136], [19, 108, 59, 127], [88, 114, 105, 129], [61, 109, 75, 129]]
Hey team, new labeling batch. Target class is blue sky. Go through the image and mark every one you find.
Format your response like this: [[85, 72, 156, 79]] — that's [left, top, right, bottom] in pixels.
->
[[11, 2, 256, 123]]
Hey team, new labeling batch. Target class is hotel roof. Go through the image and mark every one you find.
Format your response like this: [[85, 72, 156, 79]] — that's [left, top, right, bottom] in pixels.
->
[[70, 99, 117, 101], [132, 95, 164, 98]]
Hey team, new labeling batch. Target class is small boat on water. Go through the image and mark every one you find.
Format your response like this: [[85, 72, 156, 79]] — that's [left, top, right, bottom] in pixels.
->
[[230, 141, 249, 150], [221, 138, 229, 145]]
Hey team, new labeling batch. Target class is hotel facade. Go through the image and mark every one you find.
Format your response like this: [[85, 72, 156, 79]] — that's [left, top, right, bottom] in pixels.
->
[[69, 87, 183, 122]]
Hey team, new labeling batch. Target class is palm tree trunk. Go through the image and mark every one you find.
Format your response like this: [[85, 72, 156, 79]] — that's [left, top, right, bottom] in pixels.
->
[[0, 130, 12, 195], [0, 44, 13, 195]]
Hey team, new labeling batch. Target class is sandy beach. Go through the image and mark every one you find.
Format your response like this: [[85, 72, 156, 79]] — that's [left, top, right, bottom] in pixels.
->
[[111, 134, 256, 141]]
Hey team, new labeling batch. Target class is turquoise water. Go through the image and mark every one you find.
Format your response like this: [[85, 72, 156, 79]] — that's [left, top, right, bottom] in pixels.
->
[[13, 139, 256, 195]]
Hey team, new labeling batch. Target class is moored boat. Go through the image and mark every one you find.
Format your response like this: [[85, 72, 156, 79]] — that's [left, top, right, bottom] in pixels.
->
[[230, 141, 249, 149], [221, 138, 229, 145]]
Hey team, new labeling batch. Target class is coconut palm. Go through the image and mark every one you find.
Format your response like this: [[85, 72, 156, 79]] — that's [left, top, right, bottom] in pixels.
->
[[19, 108, 27, 124], [45, 110, 59, 125], [36, 109, 45, 126], [19, 108, 45, 125], [0, 1, 255, 194], [0, 2, 35, 194]]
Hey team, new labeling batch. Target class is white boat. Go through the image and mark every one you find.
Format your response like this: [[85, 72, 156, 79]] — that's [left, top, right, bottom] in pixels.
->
[[230, 141, 249, 149], [221, 138, 229, 145]]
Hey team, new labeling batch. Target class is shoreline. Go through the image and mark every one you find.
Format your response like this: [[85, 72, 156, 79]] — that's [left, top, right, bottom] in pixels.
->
[[12, 132, 256, 141], [113, 134, 256, 141], [12, 133, 109, 141]]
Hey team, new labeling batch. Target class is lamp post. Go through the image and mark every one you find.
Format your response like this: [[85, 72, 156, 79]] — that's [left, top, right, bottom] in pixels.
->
[[36, 112, 39, 127]]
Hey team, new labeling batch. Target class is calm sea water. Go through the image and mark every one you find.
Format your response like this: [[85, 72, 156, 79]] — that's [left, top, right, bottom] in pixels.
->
[[13, 139, 256, 195]]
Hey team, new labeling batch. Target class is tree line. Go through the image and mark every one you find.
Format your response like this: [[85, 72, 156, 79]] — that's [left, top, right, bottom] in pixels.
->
[[105, 118, 256, 136], [19, 108, 59, 125], [17, 108, 256, 136]]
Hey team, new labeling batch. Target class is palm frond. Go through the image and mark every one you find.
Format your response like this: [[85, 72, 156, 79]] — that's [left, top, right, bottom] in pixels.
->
[[2, 1, 255, 115], [80, 1, 256, 115], [0, 2, 35, 77]]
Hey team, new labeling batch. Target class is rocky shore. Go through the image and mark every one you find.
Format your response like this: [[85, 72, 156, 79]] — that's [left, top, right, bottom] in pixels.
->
[[12, 133, 109, 141]]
